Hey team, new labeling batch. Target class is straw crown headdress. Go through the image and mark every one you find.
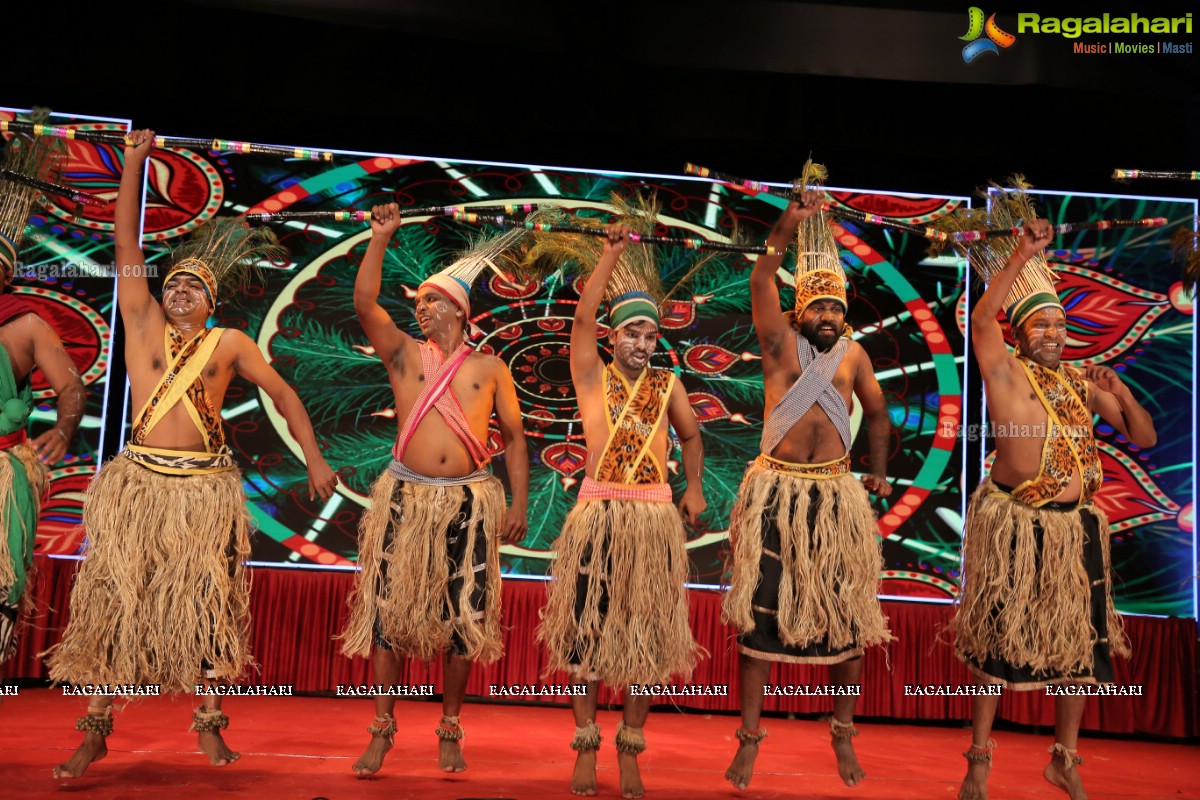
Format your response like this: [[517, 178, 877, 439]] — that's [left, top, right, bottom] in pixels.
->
[[166, 217, 287, 308], [791, 161, 847, 318], [0, 110, 65, 277], [938, 176, 1062, 329]]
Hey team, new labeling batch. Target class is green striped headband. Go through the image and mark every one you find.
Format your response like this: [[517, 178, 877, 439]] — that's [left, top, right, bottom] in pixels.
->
[[1007, 291, 1063, 329], [609, 291, 659, 329]]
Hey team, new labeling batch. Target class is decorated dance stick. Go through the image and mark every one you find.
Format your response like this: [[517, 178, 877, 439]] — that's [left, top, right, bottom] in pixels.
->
[[245, 203, 539, 224], [947, 217, 1168, 243], [0, 120, 333, 161], [1112, 169, 1200, 181], [686, 164, 1171, 245], [683, 162, 954, 242], [0, 168, 106, 207], [451, 212, 784, 256]]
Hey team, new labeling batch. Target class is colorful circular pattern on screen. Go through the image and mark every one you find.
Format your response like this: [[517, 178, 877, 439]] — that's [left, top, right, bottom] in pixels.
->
[[13, 286, 109, 397]]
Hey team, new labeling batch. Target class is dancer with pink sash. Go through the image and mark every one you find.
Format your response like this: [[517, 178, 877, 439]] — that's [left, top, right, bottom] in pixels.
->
[[340, 203, 529, 777]]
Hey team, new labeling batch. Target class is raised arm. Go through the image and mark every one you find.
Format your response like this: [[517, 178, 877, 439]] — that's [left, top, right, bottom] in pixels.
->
[[851, 343, 892, 497], [354, 203, 411, 366], [969, 219, 1053, 383], [27, 316, 86, 465], [751, 191, 822, 357], [570, 225, 629, 389], [666, 377, 706, 527], [492, 360, 529, 544], [1085, 365, 1157, 448], [231, 330, 338, 500], [115, 129, 160, 325]]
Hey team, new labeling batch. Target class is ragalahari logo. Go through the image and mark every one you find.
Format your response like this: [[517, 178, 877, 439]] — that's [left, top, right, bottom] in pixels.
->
[[960, 7, 1016, 62]]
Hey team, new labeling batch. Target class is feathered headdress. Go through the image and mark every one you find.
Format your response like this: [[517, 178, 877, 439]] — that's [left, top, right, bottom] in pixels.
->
[[419, 222, 540, 338], [936, 175, 1061, 329], [166, 217, 287, 308], [790, 160, 847, 319], [525, 192, 665, 329], [0, 109, 65, 277]]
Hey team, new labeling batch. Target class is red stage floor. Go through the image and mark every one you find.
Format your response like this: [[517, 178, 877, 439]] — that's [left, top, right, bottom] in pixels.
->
[[2, 689, 1196, 799]]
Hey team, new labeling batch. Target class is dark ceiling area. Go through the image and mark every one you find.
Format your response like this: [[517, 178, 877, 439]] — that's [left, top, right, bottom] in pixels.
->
[[7, 0, 1199, 198]]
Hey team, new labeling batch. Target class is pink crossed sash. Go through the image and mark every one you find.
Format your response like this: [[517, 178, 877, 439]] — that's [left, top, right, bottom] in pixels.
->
[[392, 341, 490, 469]]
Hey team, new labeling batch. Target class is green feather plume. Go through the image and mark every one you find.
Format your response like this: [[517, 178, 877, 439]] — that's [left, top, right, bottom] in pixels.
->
[[169, 217, 288, 301]]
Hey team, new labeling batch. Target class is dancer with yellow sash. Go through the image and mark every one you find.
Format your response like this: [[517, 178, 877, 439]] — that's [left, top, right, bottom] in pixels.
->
[[340, 203, 529, 777], [536, 199, 707, 799], [944, 183, 1155, 800], [47, 130, 337, 779], [0, 123, 86, 664], [723, 178, 893, 791]]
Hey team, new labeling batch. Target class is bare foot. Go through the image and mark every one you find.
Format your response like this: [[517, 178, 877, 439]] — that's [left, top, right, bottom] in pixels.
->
[[439, 738, 466, 773], [831, 733, 865, 787], [53, 732, 108, 779], [571, 748, 597, 796], [618, 750, 644, 799], [1044, 757, 1088, 800], [198, 730, 240, 766], [958, 759, 990, 800], [725, 740, 759, 790], [353, 732, 393, 776]]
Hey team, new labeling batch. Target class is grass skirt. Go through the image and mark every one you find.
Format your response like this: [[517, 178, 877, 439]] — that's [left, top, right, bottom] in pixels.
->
[[952, 480, 1130, 688], [538, 498, 701, 689], [340, 473, 505, 663], [722, 463, 890, 662], [45, 454, 252, 693], [0, 443, 47, 662]]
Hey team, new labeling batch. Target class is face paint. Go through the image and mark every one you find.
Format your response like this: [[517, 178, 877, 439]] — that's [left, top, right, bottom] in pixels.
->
[[162, 274, 212, 318], [1015, 307, 1067, 368], [415, 288, 463, 334], [797, 299, 845, 351], [610, 320, 659, 372]]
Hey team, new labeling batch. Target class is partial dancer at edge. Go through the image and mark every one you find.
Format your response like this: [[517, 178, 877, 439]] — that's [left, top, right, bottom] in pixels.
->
[[947, 187, 1154, 800]]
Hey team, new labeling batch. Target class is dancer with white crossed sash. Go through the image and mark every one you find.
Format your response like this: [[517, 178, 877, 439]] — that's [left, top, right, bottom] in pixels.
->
[[723, 185, 894, 791], [339, 203, 529, 777]]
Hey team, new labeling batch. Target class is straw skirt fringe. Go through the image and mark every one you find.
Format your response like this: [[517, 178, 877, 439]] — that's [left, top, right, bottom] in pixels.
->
[[341, 472, 505, 664], [45, 454, 252, 693], [539, 498, 701, 689], [722, 464, 890, 659], [0, 443, 47, 662], [953, 480, 1130, 682]]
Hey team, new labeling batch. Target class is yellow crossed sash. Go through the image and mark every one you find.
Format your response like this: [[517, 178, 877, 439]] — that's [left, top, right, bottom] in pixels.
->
[[131, 327, 225, 452], [596, 364, 676, 485]]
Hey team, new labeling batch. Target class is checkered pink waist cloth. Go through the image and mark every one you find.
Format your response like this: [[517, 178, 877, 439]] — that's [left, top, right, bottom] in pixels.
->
[[578, 476, 673, 504]]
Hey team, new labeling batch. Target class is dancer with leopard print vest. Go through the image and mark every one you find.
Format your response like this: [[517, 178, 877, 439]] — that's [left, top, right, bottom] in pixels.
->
[[536, 200, 707, 800], [944, 182, 1156, 800]]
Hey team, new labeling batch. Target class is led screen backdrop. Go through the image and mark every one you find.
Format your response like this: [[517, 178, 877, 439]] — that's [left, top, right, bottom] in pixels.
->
[[9, 104, 1193, 618], [191, 154, 973, 599]]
